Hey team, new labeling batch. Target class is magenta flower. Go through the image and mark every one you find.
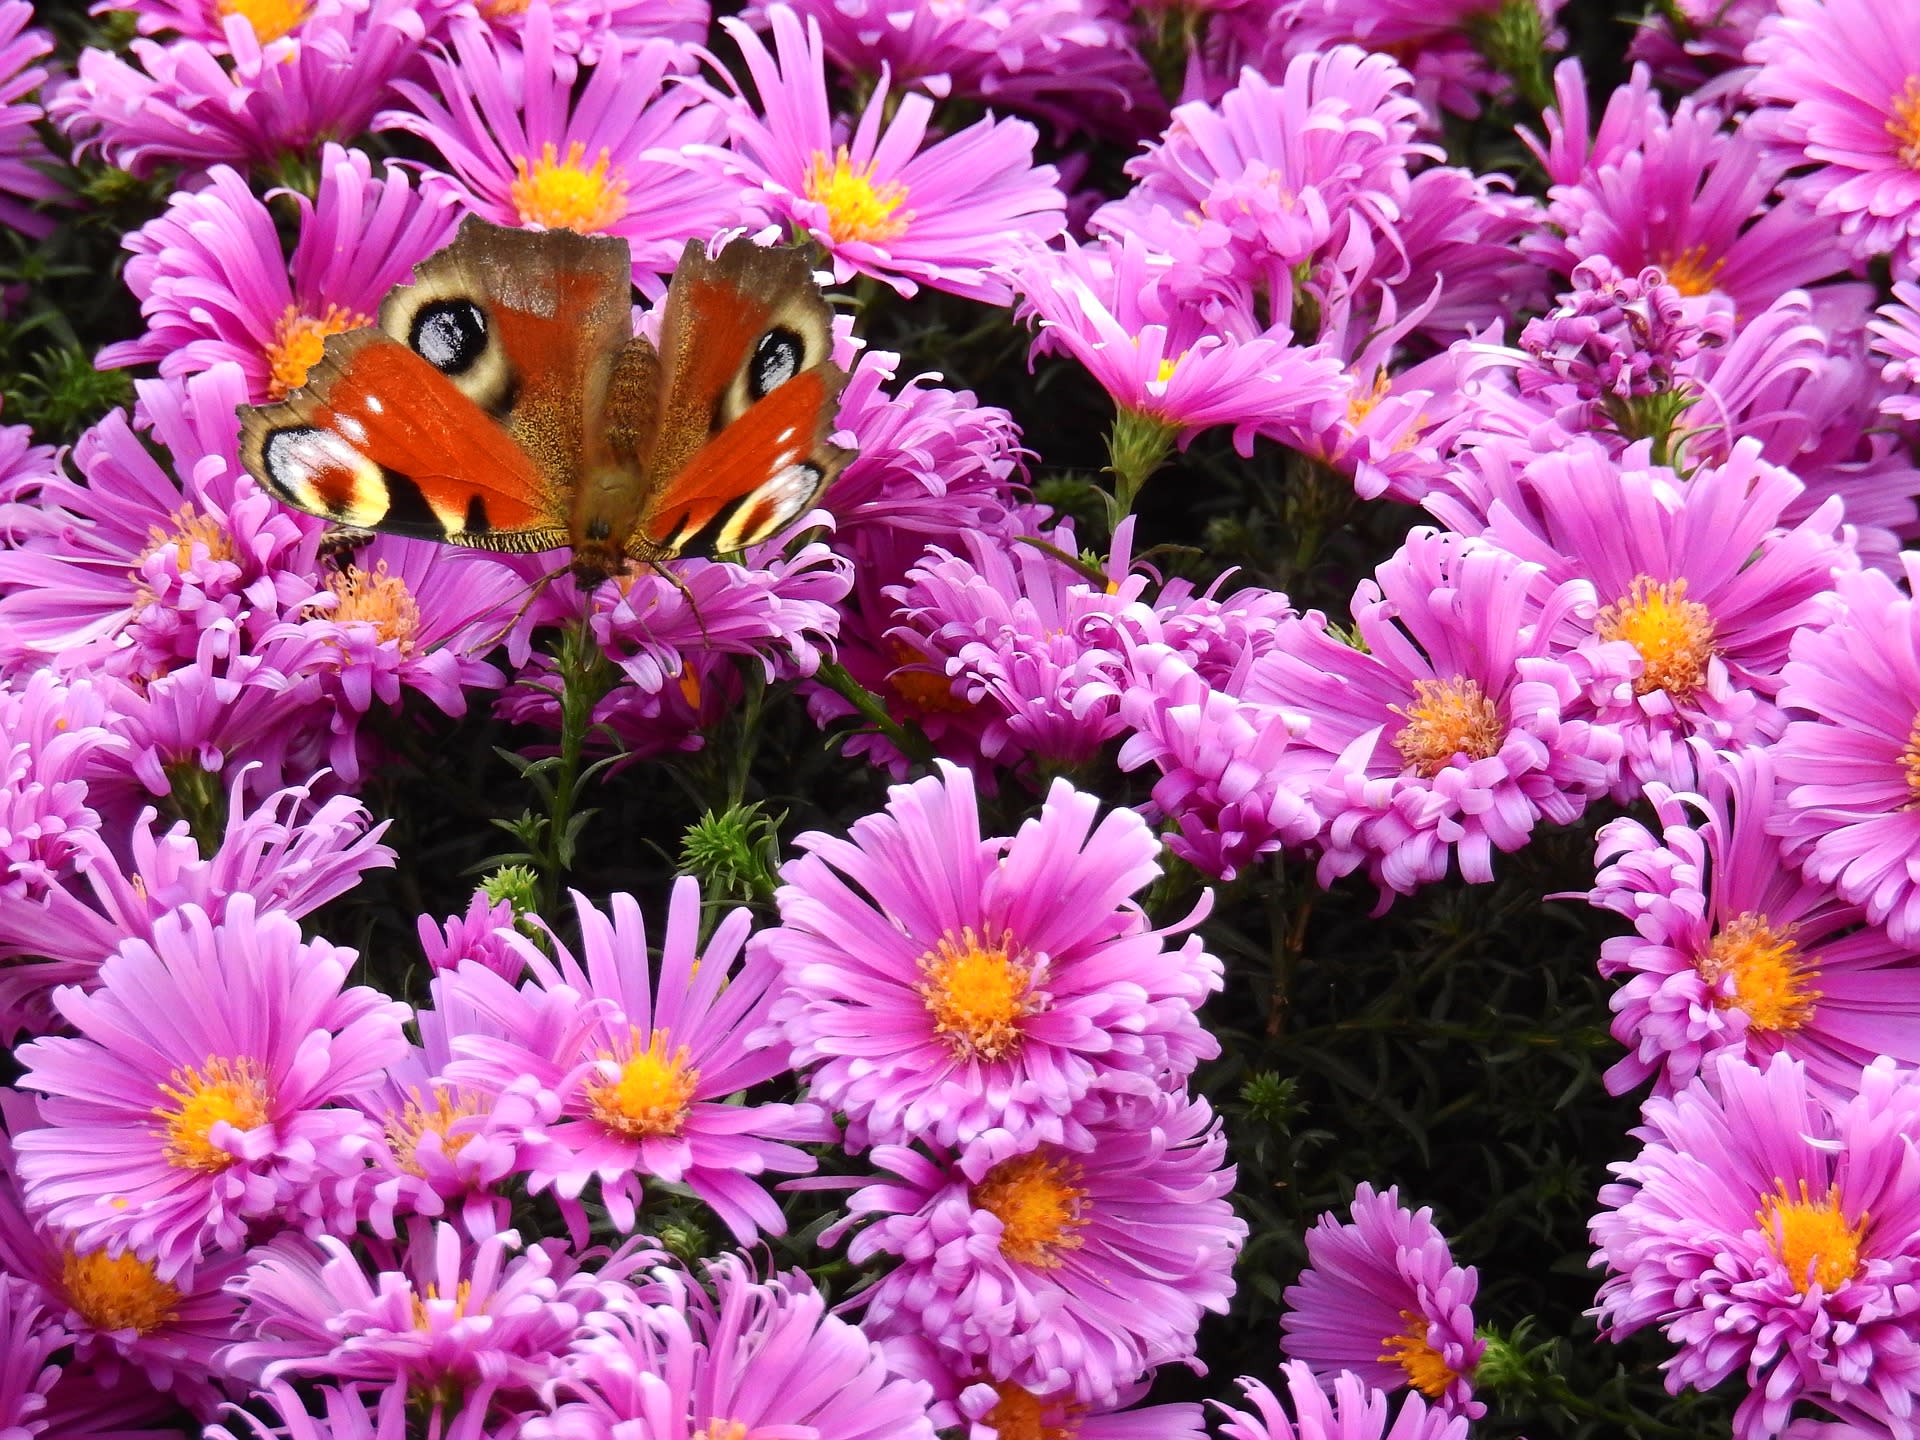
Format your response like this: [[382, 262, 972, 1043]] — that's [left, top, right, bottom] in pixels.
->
[[707, 5, 1066, 303], [440, 0, 710, 58], [0, 2, 61, 239], [1280, 0, 1566, 118], [763, 761, 1221, 1152], [1434, 437, 1851, 795], [418, 889, 523, 979], [1249, 530, 1623, 898], [439, 880, 831, 1243], [1870, 281, 1920, 422], [1214, 1364, 1469, 1440], [98, 146, 459, 402], [51, 0, 433, 178], [1279, 1183, 1484, 1418], [380, 9, 750, 294], [1587, 746, 1920, 1099], [1014, 234, 1347, 455], [745, 0, 1159, 140], [537, 1253, 937, 1440], [1772, 555, 1920, 947], [12, 896, 410, 1279], [0, 671, 126, 905], [211, 1379, 497, 1440], [844, 1089, 1245, 1407], [1591, 1053, 1920, 1439], [0, 1276, 61, 1438], [1748, 0, 1920, 268]]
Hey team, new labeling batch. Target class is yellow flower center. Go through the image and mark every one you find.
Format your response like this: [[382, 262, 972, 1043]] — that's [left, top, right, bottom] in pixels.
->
[[1347, 366, 1394, 425], [983, 1384, 1081, 1440], [1379, 1310, 1458, 1401], [1391, 676, 1505, 777], [1696, 912, 1820, 1033], [1889, 76, 1920, 170], [1660, 245, 1727, 299], [918, 927, 1033, 1061], [1154, 356, 1180, 384], [1757, 1180, 1865, 1294], [267, 304, 367, 399], [61, 1244, 182, 1335], [478, 0, 530, 15], [384, 1087, 485, 1177], [584, 1027, 699, 1138], [154, 1056, 271, 1172], [510, 141, 630, 234], [1901, 711, 1920, 805], [971, 1151, 1088, 1268], [409, 1278, 475, 1329], [885, 640, 967, 714], [313, 561, 421, 649], [691, 1424, 750, 1440], [213, 0, 308, 42], [1595, 575, 1717, 700], [804, 147, 911, 245], [135, 505, 236, 580]]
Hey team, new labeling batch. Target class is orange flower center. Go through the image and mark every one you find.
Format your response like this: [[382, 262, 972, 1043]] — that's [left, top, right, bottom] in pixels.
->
[[983, 1384, 1081, 1440], [1901, 711, 1920, 805], [154, 1055, 271, 1172], [61, 1244, 182, 1334], [511, 141, 629, 234], [1889, 76, 1920, 170], [134, 505, 235, 581], [1757, 1180, 1866, 1294], [971, 1151, 1088, 1267], [584, 1027, 699, 1138], [690, 1424, 750, 1440], [213, 0, 308, 42], [804, 148, 911, 245], [1378, 1310, 1458, 1400], [1391, 676, 1504, 777], [384, 1086, 485, 1177], [918, 927, 1033, 1060], [1659, 244, 1727, 299], [1347, 366, 1394, 425], [885, 640, 967, 714], [1696, 912, 1820, 1033], [1595, 576, 1716, 699], [266, 304, 367, 399], [312, 561, 421, 649]]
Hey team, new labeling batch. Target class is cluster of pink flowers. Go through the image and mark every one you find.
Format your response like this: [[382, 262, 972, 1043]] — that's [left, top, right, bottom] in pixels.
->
[[1, 0, 1920, 1435]]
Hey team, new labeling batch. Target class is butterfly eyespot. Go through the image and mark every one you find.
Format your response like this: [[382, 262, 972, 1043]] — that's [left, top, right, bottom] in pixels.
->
[[750, 328, 803, 401], [410, 300, 489, 376], [260, 426, 390, 526]]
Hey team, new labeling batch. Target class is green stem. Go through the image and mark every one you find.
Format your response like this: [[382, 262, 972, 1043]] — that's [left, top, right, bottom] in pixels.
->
[[538, 616, 617, 914], [162, 761, 228, 859], [1105, 407, 1179, 530], [814, 661, 937, 765]]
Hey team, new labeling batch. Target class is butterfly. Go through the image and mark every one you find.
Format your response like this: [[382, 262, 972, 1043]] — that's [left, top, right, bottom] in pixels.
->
[[237, 217, 852, 586]]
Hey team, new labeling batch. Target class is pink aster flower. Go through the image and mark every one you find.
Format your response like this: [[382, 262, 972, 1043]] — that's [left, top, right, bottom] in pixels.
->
[[0, 366, 322, 681], [51, 0, 434, 178], [97, 146, 460, 403], [380, 9, 750, 294], [1433, 437, 1851, 795], [1014, 234, 1347, 455], [438, 880, 831, 1243], [1279, 0, 1566, 118], [418, 888, 523, 978], [439, 0, 710, 58], [1586, 746, 1920, 1099], [844, 1089, 1244, 1407], [763, 760, 1221, 1153], [1870, 281, 1920, 422], [1592, 1052, 1920, 1439], [11, 895, 411, 1279], [0, 670, 127, 905], [535, 1253, 937, 1440], [707, 5, 1066, 303], [0, 1276, 61, 1438], [1280, 1182, 1485, 1418], [1627, 0, 1775, 90], [1248, 530, 1623, 898], [0, 3, 61, 239], [745, 0, 1159, 141], [1747, 0, 1920, 268], [1214, 1364, 1469, 1440], [1771, 554, 1920, 946], [212, 1378, 506, 1440]]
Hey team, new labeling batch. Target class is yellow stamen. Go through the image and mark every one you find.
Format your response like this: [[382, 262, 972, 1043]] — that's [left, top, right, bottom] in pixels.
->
[[510, 141, 630, 234], [1889, 77, 1920, 170], [154, 1056, 271, 1173], [61, 1245, 182, 1335], [384, 1087, 484, 1177], [1901, 711, 1920, 805], [1756, 1180, 1865, 1294], [677, 666, 703, 710], [885, 640, 968, 715], [1696, 913, 1820, 1033], [478, 0, 530, 15], [1379, 1311, 1458, 1401], [134, 505, 235, 580], [1154, 356, 1179, 385], [983, 1383, 1082, 1440], [917, 927, 1033, 1061], [213, 0, 308, 42], [1594, 575, 1717, 700], [970, 1151, 1088, 1267], [311, 560, 420, 649], [409, 1278, 475, 1329], [1391, 676, 1504, 777], [1347, 367, 1394, 425], [1660, 245, 1727, 299], [266, 303, 367, 399], [804, 147, 911, 245], [691, 1424, 750, 1440], [584, 1027, 699, 1138]]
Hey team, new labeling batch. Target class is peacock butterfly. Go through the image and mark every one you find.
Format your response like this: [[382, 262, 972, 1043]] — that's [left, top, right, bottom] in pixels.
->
[[237, 216, 852, 585]]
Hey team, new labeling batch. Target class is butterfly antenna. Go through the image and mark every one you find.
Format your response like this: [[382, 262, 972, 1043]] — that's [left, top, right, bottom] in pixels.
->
[[436, 562, 570, 660], [653, 558, 713, 649]]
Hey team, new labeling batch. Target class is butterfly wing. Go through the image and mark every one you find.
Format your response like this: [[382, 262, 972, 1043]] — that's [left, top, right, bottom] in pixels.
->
[[239, 216, 639, 555], [614, 237, 851, 564]]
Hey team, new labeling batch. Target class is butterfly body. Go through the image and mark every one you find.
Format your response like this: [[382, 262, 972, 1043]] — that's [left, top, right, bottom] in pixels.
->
[[238, 218, 851, 585]]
